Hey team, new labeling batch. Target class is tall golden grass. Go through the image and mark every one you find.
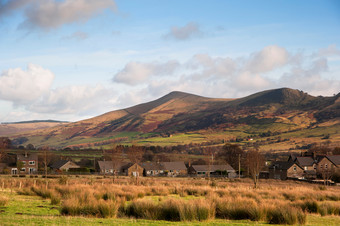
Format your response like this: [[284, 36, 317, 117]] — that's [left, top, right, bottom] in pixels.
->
[[1, 175, 340, 224]]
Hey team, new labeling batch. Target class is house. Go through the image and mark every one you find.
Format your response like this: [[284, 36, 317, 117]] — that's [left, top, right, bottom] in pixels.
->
[[294, 156, 317, 179], [294, 157, 316, 171], [97, 161, 123, 175], [122, 163, 144, 177], [161, 162, 187, 176], [13, 152, 38, 174], [316, 155, 340, 174], [50, 160, 80, 172], [140, 162, 164, 176], [269, 161, 304, 180], [188, 164, 236, 178]]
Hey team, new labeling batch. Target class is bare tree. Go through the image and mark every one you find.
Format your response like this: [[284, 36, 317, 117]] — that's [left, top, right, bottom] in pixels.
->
[[110, 145, 123, 183], [246, 149, 265, 189], [39, 147, 53, 188], [127, 145, 144, 184]]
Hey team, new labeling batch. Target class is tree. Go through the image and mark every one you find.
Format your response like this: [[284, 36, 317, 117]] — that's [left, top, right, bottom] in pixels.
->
[[246, 149, 265, 189], [127, 145, 144, 184], [218, 143, 245, 175], [110, 145, 124, 183], [39, 147, 54, 188]]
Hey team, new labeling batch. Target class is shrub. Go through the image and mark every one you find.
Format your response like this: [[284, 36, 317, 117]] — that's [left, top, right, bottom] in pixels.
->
[[267, 206, 306, 225], [125, 200, 160, 220], [58, 176, 69, 185], [61, 198, 118, 218], [318, 202, 340, 216], [0, 196, 8, 206]]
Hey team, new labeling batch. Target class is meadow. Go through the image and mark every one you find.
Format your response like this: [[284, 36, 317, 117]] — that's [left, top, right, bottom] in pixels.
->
[[0, 176, 340, 225]]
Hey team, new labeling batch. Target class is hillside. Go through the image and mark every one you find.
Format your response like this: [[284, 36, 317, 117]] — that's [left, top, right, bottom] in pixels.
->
[[6, 88, 340, 149], [0, 121, 69, 136]]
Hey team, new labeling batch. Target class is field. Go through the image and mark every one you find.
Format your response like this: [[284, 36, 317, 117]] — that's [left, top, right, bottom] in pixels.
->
[[1, 176, 340, 225]]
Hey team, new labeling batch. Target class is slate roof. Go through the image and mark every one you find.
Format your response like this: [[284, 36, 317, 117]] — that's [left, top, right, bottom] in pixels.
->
[[191, 164, 235, 172], [140, 162, 163, 171], [326, 155, 340, 166], [295, 157, 315, 166], [50, 160, 79, 169], [17, 153, 38, 161], [269, 161, 303, 170], [161, 162, 187, 171], [97, 161, 125, 171]]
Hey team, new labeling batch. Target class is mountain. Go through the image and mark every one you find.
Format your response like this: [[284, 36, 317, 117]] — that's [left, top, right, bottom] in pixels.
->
[[7, 88, 340, 148]]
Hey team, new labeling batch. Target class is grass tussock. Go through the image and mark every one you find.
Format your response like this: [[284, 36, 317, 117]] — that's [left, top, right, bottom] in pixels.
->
[[6, 176, 340, 224], [0, 196, 9, 206]]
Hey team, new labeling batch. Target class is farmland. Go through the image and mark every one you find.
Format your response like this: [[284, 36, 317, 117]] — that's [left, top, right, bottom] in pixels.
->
[[1, 176, 340, 225]]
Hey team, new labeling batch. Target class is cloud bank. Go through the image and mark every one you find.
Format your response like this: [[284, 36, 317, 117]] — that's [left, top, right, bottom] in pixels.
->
[[0, 0, 116, 30], [113, 45, 340, 101]]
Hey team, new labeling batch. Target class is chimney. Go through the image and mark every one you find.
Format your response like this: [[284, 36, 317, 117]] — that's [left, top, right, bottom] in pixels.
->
[[25, 151, 28, 158]]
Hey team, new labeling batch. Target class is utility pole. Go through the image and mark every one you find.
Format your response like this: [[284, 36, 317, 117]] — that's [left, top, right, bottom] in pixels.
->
[[238, 153, 241, 178]]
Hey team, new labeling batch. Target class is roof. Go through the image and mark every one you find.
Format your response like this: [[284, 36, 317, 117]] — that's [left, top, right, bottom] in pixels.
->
[[17, 153, 38, 161], [140, 162, 163, 171], [295, 157, 314, 166], [269, 161, 303, 170], [97, 161, 125, 171], [161, 162, 187, 171], [325, 155, 340, 166], [50, 160, 79, 169], [191, 164, 235, 172]]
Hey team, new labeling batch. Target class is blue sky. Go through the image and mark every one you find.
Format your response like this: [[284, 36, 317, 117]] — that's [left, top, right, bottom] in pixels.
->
[[0, 0, 339, 122]]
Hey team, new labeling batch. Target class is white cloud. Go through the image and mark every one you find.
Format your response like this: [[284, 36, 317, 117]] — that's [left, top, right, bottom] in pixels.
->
[[246, 45, 289, 73], [164, 22, 203, 41], [318, 44, 340, 57], [113, 60, 179, 85], [28, 84, 111, 115], [0, 64, 54, 104], [0, 0, 116, 30]]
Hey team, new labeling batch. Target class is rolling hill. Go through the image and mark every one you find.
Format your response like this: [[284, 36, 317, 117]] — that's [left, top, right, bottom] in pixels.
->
[[5, 88, 340, 149]]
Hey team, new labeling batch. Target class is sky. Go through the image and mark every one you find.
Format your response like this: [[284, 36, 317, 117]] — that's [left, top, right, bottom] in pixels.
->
[[0, 0, 339, 123]]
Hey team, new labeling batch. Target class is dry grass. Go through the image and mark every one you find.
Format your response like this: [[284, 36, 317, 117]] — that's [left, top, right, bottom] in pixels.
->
[[1, 175, 339, 224]]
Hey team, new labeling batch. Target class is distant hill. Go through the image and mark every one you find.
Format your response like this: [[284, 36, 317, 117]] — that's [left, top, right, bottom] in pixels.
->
[[0, 121, 69, 136], [1, 120, 69, 124], [6, 88, 340, 148]]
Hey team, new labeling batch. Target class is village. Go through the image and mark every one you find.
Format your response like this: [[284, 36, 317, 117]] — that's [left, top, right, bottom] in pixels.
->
[[1, 147, 339, 185]]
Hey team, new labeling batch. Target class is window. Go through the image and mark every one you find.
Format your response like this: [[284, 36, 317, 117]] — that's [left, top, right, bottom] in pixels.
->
[[22, 161, 26, 165], [325, 164, 328, 169], [293, 166, 297, 171], [20, 168, 26, 172], [29, 161, 35, 165], [304, 166, 307, 170]]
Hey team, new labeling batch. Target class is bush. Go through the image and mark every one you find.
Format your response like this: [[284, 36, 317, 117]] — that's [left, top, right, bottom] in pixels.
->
[[61, 199, 118, 218], [267, 206, 306, 225], [0, 196, 8, 206]]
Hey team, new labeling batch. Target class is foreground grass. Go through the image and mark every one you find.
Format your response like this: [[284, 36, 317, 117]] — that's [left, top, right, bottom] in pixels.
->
[[1, 177, 340, 225], [1, 190, 339, 226]]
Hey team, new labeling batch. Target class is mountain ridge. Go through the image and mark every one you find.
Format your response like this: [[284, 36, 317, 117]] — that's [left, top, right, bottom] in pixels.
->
[[6, 88, 340, 148]]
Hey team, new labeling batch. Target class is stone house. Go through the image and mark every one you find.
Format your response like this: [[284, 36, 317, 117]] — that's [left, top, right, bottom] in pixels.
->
[[316, 155, 340, 175], [161, 162, 187, 176], [269, 161, 304, 180], [140, 162, 164, 176]]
